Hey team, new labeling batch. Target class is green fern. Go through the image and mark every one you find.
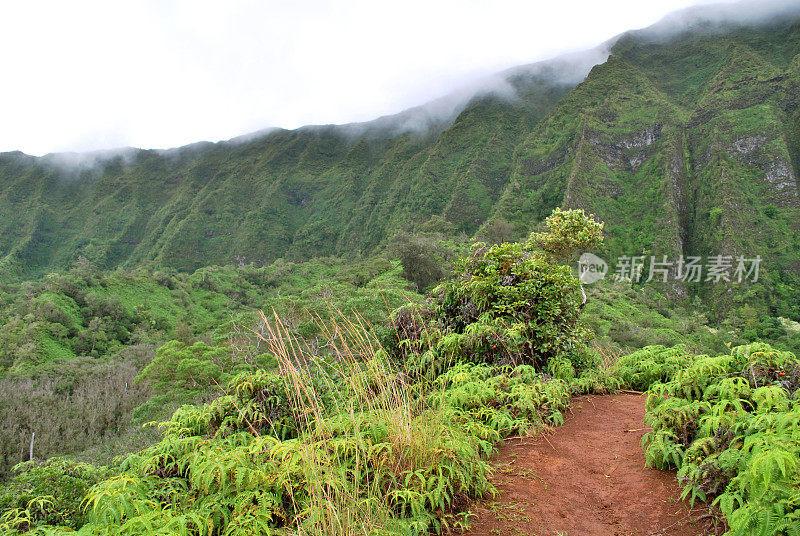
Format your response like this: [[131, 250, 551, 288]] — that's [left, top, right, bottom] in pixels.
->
[[640, 343, 800, 536]]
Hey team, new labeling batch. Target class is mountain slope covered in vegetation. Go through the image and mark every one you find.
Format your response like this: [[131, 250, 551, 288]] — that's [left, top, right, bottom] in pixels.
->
[[504, 20, 800, 316], [0, 13, 798, 323]]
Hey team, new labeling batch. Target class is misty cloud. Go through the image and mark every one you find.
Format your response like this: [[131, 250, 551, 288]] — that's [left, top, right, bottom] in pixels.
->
[[4, 0, 797, 158], [37, 147, 141, 178], [630, 0, 800, 42]]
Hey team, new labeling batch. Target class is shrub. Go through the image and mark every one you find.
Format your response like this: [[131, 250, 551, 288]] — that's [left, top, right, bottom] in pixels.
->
[[614, 344, 698, 391], [390, 232, 449, 292], [475, 218, 516, 245], [527, 207, 604, 262], [0, 308, 594, 535], [397, 207, 603, 377], [136, 340, 236, 394], [0, 458, 107, 530]]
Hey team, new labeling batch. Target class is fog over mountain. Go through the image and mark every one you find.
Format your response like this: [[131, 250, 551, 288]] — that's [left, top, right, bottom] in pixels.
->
[[6, 0, 800, 161], [0, 0, 766, 156]]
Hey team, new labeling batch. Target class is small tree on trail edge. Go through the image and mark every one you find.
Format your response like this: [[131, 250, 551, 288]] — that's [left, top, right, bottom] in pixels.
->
[[390, 208, 604, 377]]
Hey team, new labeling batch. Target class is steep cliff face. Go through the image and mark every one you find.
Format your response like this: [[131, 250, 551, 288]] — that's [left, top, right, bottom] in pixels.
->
[[497, 55, 687, 263], [487, 21, 800, 312]]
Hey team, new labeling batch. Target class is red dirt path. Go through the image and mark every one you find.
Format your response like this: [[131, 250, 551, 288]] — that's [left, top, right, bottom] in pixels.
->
[[464, 394, 710, 536]]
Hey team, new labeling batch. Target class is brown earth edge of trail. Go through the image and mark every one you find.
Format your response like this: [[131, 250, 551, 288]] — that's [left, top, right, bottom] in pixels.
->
[[463, 394, 715, 536]]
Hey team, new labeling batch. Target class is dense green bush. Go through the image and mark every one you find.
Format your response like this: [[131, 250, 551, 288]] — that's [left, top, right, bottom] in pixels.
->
[[0, 320, 586, 535], [393, 208, 603, 378], [0, 458, 108, 529], [136, 341, 240, 395], [3, 203, 798, 535], [0, 210, 610, 534], [429, 362, 572, 435], [390, 232, 451, 292], [614, 344, 698, 391]]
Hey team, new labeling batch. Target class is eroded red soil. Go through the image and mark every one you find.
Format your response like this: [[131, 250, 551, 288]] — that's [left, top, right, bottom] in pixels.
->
[[465, 394, 710, 536]]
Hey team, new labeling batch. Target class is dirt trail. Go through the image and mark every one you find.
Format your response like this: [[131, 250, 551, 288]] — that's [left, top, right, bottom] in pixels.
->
[[465, 394, 709, 536]]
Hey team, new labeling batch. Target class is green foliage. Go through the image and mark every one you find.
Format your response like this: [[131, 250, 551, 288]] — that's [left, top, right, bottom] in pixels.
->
[[429, 362, 572, 436], [582, 280, 751, 356], [0, 257, 422, 479], [474, 219, 517, 246], [0, 223, 618, 534], [641, 343, 800, 535], [614, 344, 698, 391], [0, 458, 107, 530], [137, 341, 235, 393], [0, 322, 582, 535], [527, 208, 604, 262], [395, 219, 595, 377], [390, 232, 450, 292]]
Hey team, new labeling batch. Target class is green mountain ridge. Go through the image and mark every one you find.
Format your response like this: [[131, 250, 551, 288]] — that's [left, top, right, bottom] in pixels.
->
[[2, 10, 800, 316], [0, 74, 573, 273]]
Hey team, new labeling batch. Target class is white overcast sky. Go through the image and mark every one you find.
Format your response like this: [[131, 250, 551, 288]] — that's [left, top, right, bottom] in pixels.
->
[[1, 0, 732, 156]]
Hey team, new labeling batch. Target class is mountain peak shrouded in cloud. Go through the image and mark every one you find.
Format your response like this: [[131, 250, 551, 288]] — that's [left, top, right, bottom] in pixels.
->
[[336, 0, 800, 143], [317, 42, 617, 141], [3, 0, 800, 158], [0, 0, 760, 156], [7, 40, 618, 168], [637, 0, 800, 39], [40, 148, 140, 173]]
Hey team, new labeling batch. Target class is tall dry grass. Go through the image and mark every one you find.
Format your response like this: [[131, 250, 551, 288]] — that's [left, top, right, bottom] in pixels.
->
[[253, 308, 461, 535]]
